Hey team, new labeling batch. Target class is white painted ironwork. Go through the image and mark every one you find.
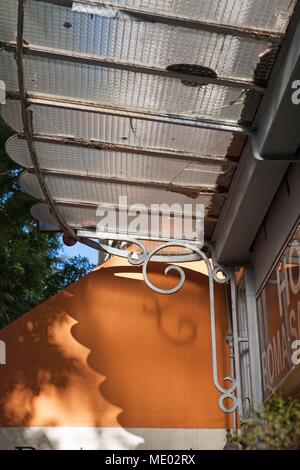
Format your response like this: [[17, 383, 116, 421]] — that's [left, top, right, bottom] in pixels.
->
[[78, 234, 240, 416]]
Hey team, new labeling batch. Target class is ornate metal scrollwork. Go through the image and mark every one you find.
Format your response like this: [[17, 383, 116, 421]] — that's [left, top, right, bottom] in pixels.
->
[[218, 377, 238, 414], [128, 241, 200, 294], [126, 240, 238, 414], [79, 234, 240, 416]]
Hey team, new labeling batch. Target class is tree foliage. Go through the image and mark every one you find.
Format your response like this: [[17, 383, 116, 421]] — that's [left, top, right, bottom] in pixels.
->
[[237, 395, 300, 450], [0, 117, 94, 328]]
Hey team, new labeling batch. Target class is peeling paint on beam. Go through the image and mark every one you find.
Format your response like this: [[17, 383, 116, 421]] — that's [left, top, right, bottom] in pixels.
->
[[19, 133, 238, 166], [26, 168, 228, 200], [7, 91, 253, 135]]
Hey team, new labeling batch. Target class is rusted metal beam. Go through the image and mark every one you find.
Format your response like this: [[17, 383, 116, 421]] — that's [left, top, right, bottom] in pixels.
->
[[7, 91, 253, 135], [20, 133, 238, 166], [36, 0, 284, 43], [35, 200, 219, 223], [26, 168, 228, 200], [5, 42, 265, 92], [16, 0, 74, 237]]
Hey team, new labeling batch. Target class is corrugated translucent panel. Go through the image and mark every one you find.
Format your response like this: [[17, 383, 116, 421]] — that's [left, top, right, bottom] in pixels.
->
[[1, 101, 24, 133], [31, 202, 215, 241], [2, 100, 234, 156], [5, 0, 274, 81], [0, 51, 256, 123], [0, 0, 17, 42], [32, 203, 102, 230], [20, 171, 225, 216], [0, 0, 295, 44], [7, 136, 226, 188], [0, 51, 19, 91], [89, 0, 296, 33]]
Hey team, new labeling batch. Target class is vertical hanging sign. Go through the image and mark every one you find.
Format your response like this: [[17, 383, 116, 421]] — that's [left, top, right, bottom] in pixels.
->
[[257, 226, 300, 400]]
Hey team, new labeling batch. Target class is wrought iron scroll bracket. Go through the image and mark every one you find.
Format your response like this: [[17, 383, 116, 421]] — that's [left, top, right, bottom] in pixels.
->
[[122, 240, 239, 415], [79, 236, 241, 416]]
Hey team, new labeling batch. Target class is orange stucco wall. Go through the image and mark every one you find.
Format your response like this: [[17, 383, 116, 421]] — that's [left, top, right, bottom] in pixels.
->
[[0, 260, 230, 431]]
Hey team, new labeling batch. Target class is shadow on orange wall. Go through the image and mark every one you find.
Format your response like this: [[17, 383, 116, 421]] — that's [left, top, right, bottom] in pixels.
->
[[0, 261, 231, 437]]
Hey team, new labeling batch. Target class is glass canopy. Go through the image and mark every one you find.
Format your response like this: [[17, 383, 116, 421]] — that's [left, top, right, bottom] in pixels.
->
[[0, 0, 297, 245]]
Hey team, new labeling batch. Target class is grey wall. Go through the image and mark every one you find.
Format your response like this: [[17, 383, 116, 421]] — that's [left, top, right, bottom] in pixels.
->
[[250, 162, 300, 294]]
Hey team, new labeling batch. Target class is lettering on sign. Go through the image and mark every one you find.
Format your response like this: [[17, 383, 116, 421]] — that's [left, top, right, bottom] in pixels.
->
[[258, 238, 300, 398]]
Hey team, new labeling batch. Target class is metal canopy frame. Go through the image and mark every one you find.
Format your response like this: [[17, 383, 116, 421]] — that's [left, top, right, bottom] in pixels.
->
[[15, 0, 75, 237], [13, 0, 233, 265]]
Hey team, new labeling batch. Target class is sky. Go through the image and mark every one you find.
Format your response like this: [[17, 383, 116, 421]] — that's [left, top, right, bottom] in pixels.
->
[[60, 238, 99, 266]]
